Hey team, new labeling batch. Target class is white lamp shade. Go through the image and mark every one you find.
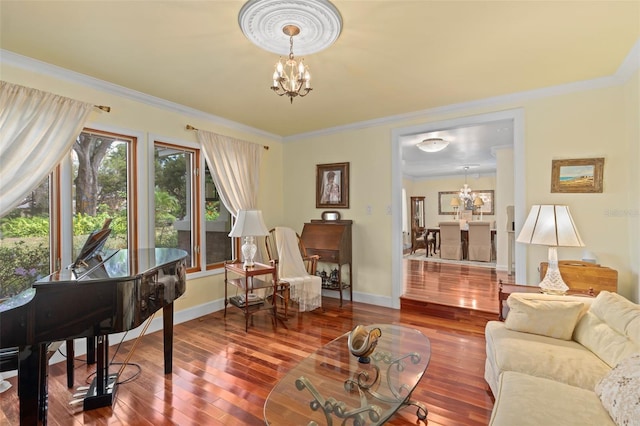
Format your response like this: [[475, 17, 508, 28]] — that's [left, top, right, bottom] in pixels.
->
[[228, 209, 269, 237], [417, 138, 449, 153], [516, 205, 584, 247]]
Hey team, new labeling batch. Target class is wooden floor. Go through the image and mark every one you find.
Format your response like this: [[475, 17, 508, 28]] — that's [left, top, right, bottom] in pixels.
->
[[0, 259, 514, 426]]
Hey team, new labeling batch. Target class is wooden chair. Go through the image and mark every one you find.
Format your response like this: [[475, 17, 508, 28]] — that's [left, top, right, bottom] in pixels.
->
[[438, 221, 463, 260], [468, 221, 492, 262], [265, 227, 320, 317]]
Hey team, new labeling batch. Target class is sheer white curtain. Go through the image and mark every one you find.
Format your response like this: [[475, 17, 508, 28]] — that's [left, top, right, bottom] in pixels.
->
[[0, 81, 94, 217], [196, 130, 263, 215]]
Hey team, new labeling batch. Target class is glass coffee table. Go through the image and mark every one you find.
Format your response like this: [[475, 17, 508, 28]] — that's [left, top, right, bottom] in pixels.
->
[[264, 324, 430, 425]]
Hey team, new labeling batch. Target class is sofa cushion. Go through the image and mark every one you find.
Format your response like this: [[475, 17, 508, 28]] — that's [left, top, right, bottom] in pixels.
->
[[505, 294, 585, 340], [485, 321, 611, 391], [595, 354, 640, 426], [489, 371, 615, 426], [574, 292, 640, 367]]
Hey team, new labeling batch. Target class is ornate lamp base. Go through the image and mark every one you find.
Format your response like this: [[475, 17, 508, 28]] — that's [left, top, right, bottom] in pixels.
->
[[539, 247, 569, 295]]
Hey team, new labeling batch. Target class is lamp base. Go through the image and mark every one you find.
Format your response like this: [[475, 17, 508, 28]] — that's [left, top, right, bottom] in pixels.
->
[[241, 236, 257, 269], [539, 247, 569, 295]]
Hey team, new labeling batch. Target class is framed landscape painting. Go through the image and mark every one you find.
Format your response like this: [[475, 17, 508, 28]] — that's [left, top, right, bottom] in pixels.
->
[[551, 158, 604, 193]]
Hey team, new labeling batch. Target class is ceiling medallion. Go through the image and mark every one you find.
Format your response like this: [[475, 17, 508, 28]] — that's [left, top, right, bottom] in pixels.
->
[[238, 0, 343, 56]]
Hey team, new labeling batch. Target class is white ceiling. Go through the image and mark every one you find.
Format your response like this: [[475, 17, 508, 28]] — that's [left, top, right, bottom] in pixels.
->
[[1, 1, 638, 178], [400, 119, 514, 179]]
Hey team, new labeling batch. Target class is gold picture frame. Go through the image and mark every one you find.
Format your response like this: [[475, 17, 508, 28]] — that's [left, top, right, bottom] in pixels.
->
[[316, 162, 349, 209], [438, 190, 494, 215], [551, 158, 604, 193]]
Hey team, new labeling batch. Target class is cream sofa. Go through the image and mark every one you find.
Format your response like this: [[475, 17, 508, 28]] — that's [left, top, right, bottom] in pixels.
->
[[485, 291, 640, 426]]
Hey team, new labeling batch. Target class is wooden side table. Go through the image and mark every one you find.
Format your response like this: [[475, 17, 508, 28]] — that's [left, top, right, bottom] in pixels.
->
[[498, 280, 595, 321], [224, 260, 278, 332]]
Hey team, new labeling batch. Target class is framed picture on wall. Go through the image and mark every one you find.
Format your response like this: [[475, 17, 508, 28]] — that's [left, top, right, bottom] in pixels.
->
[[551, 158, 604, 193], [316, 162, 349, 208], [438, 190, 494, 215]]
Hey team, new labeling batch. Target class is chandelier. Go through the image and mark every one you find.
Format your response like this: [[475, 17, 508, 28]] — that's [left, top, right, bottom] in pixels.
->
[[238, 0, 342, 104], [459, 166, 475, 203], [270, 25, 311, 103]]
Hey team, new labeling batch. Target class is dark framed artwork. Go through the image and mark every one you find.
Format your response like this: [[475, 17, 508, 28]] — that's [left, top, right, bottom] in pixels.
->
[[551, 158, 604, 193], [316, 162, 349, 209]]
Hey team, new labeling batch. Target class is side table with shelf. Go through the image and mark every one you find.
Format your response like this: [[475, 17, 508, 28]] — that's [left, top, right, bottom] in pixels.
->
[[224, 260, 278, 332]]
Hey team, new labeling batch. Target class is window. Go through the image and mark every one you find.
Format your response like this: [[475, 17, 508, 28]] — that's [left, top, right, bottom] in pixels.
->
[[154, 142, 233, 273], [154, 142, 200, 271], [204, 163, 233, 268], [0, 177, 51, 298], [0, 128, 138, 299], [72, 129, 136, 257]]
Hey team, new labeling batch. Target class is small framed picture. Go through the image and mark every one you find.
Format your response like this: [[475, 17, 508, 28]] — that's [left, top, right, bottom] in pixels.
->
[[551, 158, 604, 193], [316, 162, 349, 209]]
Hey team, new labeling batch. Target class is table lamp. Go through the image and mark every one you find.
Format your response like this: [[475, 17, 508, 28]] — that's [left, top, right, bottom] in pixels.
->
[[516, 205, 584, 294], [473, 197, 484, 220], [450, 197, 460, 220], [228, 209, 269, 269]]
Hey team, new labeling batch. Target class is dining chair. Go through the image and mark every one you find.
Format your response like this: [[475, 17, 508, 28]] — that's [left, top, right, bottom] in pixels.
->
[[468, 221, 492, 262], [438, 221, 463, 260]]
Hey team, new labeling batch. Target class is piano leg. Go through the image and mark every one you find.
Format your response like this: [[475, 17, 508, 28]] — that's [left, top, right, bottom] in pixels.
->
[[163, 303, 174, 374], [86, 336, 96, 364], [66, 340, 74, 388], [18, 343, 48, 425]]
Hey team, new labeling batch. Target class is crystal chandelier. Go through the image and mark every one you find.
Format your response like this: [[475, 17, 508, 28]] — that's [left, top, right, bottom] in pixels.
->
[[270, 25, 311, 103], [459, 166, 475, 204]]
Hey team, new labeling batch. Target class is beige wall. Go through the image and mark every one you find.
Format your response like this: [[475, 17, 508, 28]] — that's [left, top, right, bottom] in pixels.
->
[[3, 58, 638, 309], [286, 79, 638, 302]]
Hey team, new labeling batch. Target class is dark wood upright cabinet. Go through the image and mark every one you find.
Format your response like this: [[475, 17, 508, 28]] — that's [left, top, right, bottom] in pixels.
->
[[300, 219, 352, 306]]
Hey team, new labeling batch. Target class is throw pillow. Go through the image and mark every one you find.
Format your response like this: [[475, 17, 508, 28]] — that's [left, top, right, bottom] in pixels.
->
[[505, 295, 584, 340], [595, 354, 640, 426]]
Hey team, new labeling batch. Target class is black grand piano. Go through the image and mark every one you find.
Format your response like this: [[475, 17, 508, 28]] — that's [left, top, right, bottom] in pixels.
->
[[0, 241, 188, 425]]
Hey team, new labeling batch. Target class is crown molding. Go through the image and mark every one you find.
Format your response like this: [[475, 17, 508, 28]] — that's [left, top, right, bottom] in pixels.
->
[[285, 37, 640, 142], [2, 36, 638, 142], [0, 49, 280, 141]]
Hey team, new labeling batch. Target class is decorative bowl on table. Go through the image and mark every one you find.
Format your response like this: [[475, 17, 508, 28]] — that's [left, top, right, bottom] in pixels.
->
[[347, 325, 382, 364]]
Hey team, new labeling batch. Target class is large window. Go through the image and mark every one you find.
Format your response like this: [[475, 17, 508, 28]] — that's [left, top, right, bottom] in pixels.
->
[[0, 128, 231, 300]]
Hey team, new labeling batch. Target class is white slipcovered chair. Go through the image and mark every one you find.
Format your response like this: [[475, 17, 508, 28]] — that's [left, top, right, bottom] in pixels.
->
[[468, 221, 492, 262], [438, 221, 463, 260]]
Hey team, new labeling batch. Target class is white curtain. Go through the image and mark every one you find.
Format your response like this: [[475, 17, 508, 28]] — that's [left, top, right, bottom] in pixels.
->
[[196, 130, 263, 216], [0, 81, 94, 217]]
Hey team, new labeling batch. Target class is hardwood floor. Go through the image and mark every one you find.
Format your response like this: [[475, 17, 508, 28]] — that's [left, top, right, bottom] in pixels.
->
[[0, 259, 514, 426]]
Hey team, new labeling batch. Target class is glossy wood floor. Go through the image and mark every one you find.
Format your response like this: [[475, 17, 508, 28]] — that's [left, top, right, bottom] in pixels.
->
[[0, 260, 514, 426]]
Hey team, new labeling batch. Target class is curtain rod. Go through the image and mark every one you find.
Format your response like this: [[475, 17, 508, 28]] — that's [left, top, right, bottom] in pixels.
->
[[185, 124, 269, 150], [95, 105, 111, 112]]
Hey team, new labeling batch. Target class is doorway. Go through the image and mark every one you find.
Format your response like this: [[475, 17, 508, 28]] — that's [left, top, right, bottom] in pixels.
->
[[391, 109, 526, 309]]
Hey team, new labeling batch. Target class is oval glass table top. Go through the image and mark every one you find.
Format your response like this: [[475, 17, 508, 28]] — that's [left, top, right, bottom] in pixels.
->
[[264, 324, 431, 425]]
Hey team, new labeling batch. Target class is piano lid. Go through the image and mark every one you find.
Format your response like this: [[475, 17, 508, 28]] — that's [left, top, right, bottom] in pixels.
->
[[36, 248, 188, 285]]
